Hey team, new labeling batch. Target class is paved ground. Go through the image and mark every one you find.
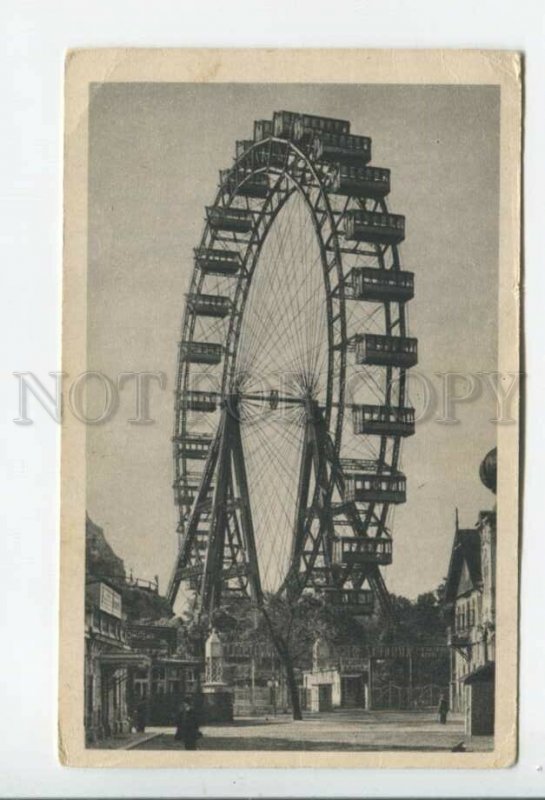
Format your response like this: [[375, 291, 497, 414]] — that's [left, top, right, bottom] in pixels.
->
[[133, 709, 494, 752], [87, 730, 160, 750]]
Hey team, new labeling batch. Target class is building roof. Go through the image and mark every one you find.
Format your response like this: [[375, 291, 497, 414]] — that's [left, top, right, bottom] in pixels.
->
[[463, 661, 494, 684], [444, 528, 482, 603]]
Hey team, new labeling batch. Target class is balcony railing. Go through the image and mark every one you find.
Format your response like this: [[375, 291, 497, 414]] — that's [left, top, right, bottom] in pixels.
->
[[86, 608, 127, 643], [447, 627, 471, 648]]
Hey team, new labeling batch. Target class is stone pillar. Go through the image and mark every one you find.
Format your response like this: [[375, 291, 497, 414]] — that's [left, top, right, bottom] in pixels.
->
[[312, 637, 330, 672], [205, 629, 224, 684], [201, 629, 233, 723]]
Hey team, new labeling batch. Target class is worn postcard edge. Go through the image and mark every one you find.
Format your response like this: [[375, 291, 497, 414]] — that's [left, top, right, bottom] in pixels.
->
[[59, 48, 521, 769]]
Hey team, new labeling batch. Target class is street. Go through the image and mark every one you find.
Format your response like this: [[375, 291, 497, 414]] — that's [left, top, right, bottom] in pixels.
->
[[132, 709, 493, 752]]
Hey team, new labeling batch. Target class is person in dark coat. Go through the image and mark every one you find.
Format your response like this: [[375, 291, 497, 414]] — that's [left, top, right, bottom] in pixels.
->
[[174, 700, 201, 750], [135, 701, 147, 733], [438, 694, 449, 724]]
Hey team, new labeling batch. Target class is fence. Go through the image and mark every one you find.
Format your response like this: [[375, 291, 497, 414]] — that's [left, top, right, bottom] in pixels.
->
[[233, 685, 292, 717], [372, 683, 447, 710]]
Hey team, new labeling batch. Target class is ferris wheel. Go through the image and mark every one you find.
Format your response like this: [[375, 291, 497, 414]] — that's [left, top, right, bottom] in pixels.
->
[[167, 111, 417, 621]]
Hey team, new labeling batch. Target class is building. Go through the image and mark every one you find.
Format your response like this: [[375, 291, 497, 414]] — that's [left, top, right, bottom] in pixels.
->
[[302, 639, 449, 712], [84, 578, 150, 743], [84, 514, 202, 739], [303, 638, 372, 711], [444, 448, 496, 737], [126, 617, 201, 726]]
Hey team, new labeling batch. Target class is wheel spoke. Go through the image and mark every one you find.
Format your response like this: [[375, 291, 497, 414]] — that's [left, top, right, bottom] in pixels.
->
[[169, 117, 415, 618]]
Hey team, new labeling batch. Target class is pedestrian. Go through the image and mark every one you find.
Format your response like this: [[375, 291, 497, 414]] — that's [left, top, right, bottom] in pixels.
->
[[438, 693, 449, 725], [135, 701, 147, 733], [174, 699, 201, 750]]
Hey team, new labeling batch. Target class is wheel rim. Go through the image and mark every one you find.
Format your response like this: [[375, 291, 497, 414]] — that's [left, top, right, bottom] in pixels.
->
[[171, 117, 413, 613]]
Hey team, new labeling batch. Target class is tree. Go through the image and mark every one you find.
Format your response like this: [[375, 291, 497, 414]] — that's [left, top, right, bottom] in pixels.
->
[[181, 592, 362, 720], [387, 582, 448, 644], [381, 582, 450, 688], [254, 593, 321, 720], [249, 592, 383, 720], [180, 580, 450, 718]]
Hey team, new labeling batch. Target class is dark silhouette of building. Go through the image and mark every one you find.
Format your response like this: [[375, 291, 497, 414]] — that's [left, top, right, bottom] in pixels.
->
[[444, 448, 496, 737], [84, 515, 201, 741]]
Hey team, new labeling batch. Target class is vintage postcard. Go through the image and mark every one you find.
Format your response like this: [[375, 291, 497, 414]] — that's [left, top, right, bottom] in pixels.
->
[[60, 49, 521, 768]]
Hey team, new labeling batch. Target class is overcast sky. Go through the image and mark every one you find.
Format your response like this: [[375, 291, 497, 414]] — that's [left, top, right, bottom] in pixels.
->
[[86, 82, 499, 601]]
